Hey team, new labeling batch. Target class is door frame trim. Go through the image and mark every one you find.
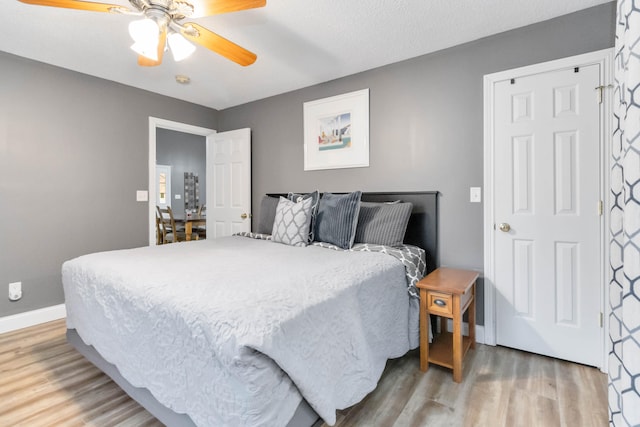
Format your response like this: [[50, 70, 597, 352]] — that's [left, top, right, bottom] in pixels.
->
[[482, 48, 613, 371], [148, 117, 216, 246]]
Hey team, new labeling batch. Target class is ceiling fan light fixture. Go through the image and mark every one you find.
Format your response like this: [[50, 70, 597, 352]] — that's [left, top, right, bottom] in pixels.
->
[[22, 0, 264, 67], [168, 32, 196, 62], [128, 18, 159, 44], [131, 41, 159, 61]]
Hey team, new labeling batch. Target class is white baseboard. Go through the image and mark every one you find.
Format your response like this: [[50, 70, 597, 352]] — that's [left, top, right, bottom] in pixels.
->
[[0, 304, 66, 334], [475, 325, 486, 344]]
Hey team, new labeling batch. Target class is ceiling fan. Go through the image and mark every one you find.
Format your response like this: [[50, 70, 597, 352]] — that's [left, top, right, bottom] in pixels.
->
[[18, 0, 266, 66]]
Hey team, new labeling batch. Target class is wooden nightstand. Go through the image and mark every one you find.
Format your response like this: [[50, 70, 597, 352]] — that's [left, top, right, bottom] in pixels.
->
[[417, 267, 478, 382]]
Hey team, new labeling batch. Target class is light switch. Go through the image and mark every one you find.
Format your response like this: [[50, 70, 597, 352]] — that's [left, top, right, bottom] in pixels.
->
[[470, 187, 481, 203], [175, 194, 182, 200], [136, 190, 148, 202]]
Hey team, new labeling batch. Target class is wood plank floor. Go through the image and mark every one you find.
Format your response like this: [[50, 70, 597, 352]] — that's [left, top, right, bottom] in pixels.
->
[[0, 320, 607, 427]]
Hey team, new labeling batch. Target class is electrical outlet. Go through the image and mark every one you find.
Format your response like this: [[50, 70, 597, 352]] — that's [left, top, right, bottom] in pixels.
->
[[9, 282, 22, 301]]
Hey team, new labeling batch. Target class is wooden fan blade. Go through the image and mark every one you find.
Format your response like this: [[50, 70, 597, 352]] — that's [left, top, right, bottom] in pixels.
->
[[181, 23, 256, 66], [138, 29, 167, 67], [138, 55, 160, 67], [189, 0, 266, 18], [18, 0, 128, 13]]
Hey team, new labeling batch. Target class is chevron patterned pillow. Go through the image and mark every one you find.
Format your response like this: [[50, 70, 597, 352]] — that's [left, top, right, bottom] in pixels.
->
[[271, 196, 313, 247]]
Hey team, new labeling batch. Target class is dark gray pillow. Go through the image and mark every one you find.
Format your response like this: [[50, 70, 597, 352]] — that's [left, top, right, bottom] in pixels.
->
[[288, 190, 320, 242], [355, 202, 413, 246], [257, 195, 280, 234], [314, 191, 362, 249]]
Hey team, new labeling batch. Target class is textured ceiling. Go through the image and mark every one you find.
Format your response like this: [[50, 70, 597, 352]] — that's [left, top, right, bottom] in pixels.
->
[[0, 0, 611, 110]]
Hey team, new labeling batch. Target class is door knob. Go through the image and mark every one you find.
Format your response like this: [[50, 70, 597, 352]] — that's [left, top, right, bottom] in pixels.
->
[[498, 223, 511, 232], [241, 213, 248, 219]]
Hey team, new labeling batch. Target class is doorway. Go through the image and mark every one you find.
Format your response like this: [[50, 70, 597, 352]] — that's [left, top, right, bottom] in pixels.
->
[[483, 49, 613, 369], [156, 129, 206, 217], [148, 117, 216, 246]]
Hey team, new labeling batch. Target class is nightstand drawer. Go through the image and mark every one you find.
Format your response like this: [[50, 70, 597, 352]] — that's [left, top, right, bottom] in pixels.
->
[[426, 291, 452, 316]]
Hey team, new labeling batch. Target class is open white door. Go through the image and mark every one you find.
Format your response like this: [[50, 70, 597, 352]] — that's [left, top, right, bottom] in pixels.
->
[[207, 128, 251, 238]]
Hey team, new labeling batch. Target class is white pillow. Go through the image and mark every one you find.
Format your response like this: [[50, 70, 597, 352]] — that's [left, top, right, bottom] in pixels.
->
[[271, 196, 313, 247]]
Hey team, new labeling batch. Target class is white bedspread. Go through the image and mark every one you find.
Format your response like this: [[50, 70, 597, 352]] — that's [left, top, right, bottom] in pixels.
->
[[63, 236, 417, 426]]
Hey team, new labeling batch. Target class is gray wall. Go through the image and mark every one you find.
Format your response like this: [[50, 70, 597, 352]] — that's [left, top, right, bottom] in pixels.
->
[[0, 52, 218, 317], [156, 129, 207, 215], [218, 3, 616, 325], [0, 3, 616, 321]]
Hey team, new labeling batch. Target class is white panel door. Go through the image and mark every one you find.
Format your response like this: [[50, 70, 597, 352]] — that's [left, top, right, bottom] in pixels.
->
[[207, 128, 251, 238], [493, 64, 601, 366]]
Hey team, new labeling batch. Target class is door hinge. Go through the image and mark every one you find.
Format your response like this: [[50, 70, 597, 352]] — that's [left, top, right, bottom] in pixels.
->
[[598, 200, 603, 216], [600, 312, 604, 328], [595, 84, 613, 104]]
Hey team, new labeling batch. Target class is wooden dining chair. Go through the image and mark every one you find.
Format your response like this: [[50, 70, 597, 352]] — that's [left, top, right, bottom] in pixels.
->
[[157, 206, 199, 243], [155, 209, 164, 245], [196, 204, 206, 239]]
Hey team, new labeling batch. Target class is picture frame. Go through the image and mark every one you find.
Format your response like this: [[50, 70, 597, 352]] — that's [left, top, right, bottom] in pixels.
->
[[303, 88, 369, 171]]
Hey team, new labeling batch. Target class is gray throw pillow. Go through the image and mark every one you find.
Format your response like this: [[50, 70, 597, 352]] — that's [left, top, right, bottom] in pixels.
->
[[288, 190, 320, 242], [272, 197, 313, 247], [355, 202, 413, 246], [257, 195, 280, 234], [314, 191, 362, 249]]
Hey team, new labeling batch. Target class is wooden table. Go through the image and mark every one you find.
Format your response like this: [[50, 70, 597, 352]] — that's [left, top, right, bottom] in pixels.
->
[[417, 267, 478, 382], [174, 215, 206, 241]]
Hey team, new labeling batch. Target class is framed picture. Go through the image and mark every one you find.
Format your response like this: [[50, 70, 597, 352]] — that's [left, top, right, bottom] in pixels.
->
[[303, 88, 369, 171]]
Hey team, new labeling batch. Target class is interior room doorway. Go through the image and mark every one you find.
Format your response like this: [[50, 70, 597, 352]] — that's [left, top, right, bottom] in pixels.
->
[[148, 117, 216, 246]]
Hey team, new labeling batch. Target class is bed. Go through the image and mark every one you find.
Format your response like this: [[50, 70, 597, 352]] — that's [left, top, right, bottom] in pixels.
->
[[63, 191, 439, 427]]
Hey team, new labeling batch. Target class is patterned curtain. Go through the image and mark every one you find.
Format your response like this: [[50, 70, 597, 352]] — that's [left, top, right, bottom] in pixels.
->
[[609, 1, 640, 425]]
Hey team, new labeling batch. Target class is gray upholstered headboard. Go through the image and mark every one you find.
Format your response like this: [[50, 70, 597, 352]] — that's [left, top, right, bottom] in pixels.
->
[[267, 191, 439, 273]]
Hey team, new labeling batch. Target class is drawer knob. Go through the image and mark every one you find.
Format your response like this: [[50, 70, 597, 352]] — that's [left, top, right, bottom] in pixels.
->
[[434, 299, 447, 307]]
